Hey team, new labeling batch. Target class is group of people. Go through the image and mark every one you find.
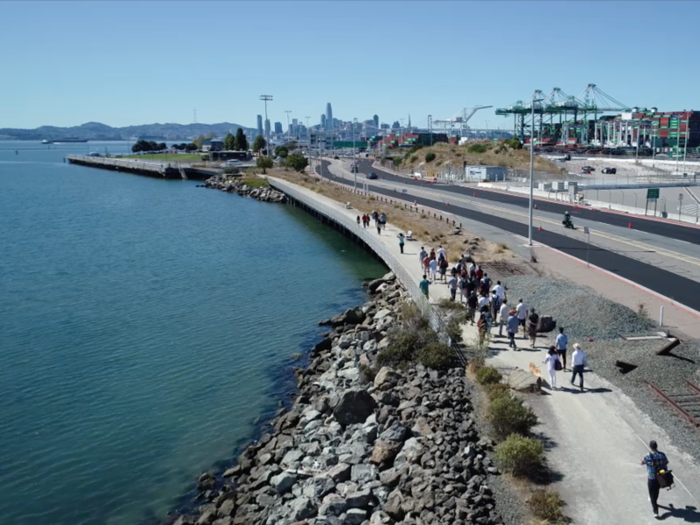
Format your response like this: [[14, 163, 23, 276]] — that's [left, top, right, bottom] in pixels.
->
[[419, 246, 451, 285], [356, 211, 387, 235]]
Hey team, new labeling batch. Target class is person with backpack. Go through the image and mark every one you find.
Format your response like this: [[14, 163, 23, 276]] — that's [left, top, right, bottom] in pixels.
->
[[466, 291, 478, 325], [527, 307, 540, 348], [640, 440, 670, 518], [543, 346, 562, 389], [438, 256, 449, 282]]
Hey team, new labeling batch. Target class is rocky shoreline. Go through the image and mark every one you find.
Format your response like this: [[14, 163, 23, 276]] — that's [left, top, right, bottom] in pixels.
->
[[170, 274, 506, 525], [200, 175, 287, 204]]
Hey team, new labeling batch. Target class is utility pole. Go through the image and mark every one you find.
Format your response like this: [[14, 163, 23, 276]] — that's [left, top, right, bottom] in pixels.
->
[[528, 93, 538, 246], [260, 95, 273, 157], [682, 110, 689, 173], [676, 111, 682, 174], [285, 110, 292, 145], [353, 118, 357, 190]]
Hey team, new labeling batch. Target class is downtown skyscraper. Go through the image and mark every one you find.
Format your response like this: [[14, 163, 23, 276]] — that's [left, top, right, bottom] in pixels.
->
[[257, 115, 263, 138], [325, 103, 333, 131]]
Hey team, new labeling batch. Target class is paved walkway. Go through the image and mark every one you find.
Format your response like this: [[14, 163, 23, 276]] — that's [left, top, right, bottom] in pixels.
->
[[269, 173, 700, 525]]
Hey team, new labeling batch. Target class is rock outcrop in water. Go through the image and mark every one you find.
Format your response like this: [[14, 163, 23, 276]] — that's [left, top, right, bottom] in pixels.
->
[[200, 175, 287, 204], [171, 275, 505, 525]]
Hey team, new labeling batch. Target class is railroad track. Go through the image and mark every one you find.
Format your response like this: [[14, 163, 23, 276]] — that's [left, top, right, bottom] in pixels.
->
[[647, 380, 700, 428]]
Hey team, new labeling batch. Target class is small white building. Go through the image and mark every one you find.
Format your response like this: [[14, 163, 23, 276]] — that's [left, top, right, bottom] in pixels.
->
[[464, 165, 506, 181]]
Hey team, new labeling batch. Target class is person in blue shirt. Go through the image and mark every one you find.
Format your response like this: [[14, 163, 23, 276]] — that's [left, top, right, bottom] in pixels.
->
[[398, 233, 405, 254], [641, 440, 669, 517], [555, 327, 568, 370]]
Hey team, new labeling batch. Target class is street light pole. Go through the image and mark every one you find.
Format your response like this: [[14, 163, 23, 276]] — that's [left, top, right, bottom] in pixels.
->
[[353, 118, 357, 190], [260, 95, 273, 157], [528, 94, 536, 246]]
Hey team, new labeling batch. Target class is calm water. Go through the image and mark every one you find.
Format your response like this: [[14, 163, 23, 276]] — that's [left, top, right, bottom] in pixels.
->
[[0, 141, 386, 525]]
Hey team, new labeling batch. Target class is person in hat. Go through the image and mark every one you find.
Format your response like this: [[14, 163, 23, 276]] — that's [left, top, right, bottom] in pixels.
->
[[571, 343, 587, 391], [640, 440, 669, 518]]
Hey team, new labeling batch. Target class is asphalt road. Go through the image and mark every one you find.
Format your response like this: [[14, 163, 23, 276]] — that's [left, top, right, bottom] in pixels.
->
[[317, 160, 700, 312], [356, 159, 700, 246]]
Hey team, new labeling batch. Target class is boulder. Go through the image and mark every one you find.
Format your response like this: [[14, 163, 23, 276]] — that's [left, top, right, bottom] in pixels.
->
[[369, 510, 392, 525], [270, 472, 296, 495], [411, 417, 434, 438], [324, 308, 366, 327], [373, 367, 401, 389], [345, 508, 368, 525], [370, 440, 403, 465], [507, 369, 541, 393], [290, 496, 317, 521], [383, 489, 405, 520], [333, 389, 377, 426], [303, 475, 336, 499], [394, 438, 424, 466], [345, 488, 372, 509], [311, 337, 333, 355], [327, 463, 352, 483], [537, 315, 557, 333], [319, 494, 347, 517], [350, 463, 378, 484], [379, 422, 408, 442], [367, 273, 395, 293], [217, 500, 235, 518]]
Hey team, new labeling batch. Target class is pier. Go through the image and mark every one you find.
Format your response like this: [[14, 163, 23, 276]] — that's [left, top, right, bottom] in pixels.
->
[[65, 155, 219, 181]]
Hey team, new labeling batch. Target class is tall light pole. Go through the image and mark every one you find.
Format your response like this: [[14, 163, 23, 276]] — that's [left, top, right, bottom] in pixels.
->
[[353, 118, 358, 189], [260, 95, 273, 157], [676, 111, 682, 174], [285, 110, 292, 145], [528, 94, 543, 246]]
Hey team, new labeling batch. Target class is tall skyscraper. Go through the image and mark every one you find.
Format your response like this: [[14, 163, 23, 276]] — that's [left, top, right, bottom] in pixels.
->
[[274, 122, 283, 134], [325, 103, 333, 131], [264, 119, 271, 137], [292, 118, 298, 135], [257, 115, 263, 138], [321, 114, 327, 130], [373, 115, 379, 128]]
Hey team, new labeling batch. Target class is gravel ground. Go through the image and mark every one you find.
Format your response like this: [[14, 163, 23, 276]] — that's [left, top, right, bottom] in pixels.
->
[[501, 274, 700, 462]]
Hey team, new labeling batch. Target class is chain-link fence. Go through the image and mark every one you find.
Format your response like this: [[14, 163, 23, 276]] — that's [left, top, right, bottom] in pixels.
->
[[269, 178, 467, 366]]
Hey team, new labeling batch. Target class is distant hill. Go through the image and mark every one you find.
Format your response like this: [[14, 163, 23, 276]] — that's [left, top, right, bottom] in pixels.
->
[[0, 122, 256, 141]]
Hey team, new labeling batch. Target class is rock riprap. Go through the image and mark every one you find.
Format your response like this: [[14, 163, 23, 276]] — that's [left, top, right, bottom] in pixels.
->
[[200, 175, 287, 203], [171, 277, 505, 525]]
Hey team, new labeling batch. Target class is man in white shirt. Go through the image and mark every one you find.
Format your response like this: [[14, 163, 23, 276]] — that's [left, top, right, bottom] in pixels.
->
[[571, 343, 587, 391], [428, 258, 438, 282], [498, 300, 510, 337], [478, 293, 490, 310], [437, 245, 446, 261], [516, 299, 528, 337], [492, 280, 506, 301]]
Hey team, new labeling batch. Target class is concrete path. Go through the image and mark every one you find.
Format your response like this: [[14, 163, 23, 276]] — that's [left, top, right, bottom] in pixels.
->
[[272, 172, 700, 525]]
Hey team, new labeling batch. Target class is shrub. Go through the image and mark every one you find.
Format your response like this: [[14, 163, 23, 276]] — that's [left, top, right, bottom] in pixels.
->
[[528, 490, 565, 522], [476, 366, 502, 385], [488, 395, 538, 440], [359, 363, 377, 384], [410, 156, 417, 164], [467, 143, 489, 154], [417, 341, 455, 370], [484, 383, 511, 401], [425, 152, 436, 163], [437, 298, 467, 310], [494, 434, 545, 477], [445, 314, 468, 343], [503, 138, 523, 150]]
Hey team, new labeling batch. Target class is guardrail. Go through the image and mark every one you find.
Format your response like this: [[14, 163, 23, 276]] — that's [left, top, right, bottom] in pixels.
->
[[269, 178, 466, 366]]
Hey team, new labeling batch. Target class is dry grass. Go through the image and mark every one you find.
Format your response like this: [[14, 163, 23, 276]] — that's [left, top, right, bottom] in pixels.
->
[[269, 168, 516, 264], [395, 141, 561, 175]]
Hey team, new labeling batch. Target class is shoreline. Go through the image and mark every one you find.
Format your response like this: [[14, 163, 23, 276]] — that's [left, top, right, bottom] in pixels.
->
[[169, 276, 509, 525]]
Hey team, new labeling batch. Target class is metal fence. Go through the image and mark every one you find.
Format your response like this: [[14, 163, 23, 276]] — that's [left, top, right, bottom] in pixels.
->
[[269, 178, 467, 366]]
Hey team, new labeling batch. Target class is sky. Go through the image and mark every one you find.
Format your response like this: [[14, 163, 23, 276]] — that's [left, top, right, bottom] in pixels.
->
[[2, 1, 700, 131]]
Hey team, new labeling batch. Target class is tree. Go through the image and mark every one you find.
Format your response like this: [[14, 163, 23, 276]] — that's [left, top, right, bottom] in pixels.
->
[[193, 133, 216, 149], [287, 153, 308, 173], [274, 145, 289, 158], [223, 132, 236, 151], [253, 135, 267, 155], [256, 156, 273, 174], [234, 128, 248, 151]]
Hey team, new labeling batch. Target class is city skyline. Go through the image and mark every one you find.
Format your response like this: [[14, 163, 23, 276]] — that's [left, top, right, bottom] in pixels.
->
[[3, 2, 700, 130]]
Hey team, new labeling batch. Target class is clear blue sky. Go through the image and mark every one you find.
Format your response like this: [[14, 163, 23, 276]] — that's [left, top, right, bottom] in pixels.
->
[[2, 1, 700, 130]]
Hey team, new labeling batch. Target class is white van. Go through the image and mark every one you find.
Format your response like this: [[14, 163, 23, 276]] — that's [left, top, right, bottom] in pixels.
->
[[224, 159, 242, 167]]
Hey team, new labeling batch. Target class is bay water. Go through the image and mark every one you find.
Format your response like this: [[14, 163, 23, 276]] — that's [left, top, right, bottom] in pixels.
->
[[0, 142, 386, 525]]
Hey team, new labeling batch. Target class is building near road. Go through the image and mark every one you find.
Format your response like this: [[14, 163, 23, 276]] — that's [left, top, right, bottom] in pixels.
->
[[464, 165, 506, 181]]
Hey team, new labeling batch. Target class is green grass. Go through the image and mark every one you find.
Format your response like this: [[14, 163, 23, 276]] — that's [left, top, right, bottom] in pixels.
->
[[240, 176, 269, 188], [123, 154, 203, 162]]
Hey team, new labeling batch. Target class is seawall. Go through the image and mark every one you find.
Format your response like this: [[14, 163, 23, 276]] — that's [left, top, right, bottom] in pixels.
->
[[66, 155, 218, 181], [268, 177, 465, 365]]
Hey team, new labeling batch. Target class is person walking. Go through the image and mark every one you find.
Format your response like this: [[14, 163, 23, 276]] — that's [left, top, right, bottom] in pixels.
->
[[498, 299, 510, 337], [507, 310, 519, 350], [516, 299, 528, 338], [398, 233, 405, 254], [641, 440, 670, 518], [437, 245, 446, 261], [422, 253, 431, 276], [419, 247, 427, 270], [492, 280, 506, 303], [429, 248, 436, 261], [379, 212, 387, 230], [555, 327, 569, 370], [571, 343, 587, 391], [428, 257, 438, 282], [459, 274, 469, 303], [438, 257, 449, 282], [356, 215, 361, 226], [419, 274, 430, 299], [477, 307, 489, 345], [527, 308, 539, 348], [466, 291, 478, 325], [448, 272, 458, 301], [543, 346, 561, 389]]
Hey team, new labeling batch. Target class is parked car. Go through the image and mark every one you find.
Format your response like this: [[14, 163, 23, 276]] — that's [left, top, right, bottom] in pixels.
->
[[225, 159, 242, 167], [601, 167, 617, 174], [580, 165, 595, 174], [367, 172, 378, 179]]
